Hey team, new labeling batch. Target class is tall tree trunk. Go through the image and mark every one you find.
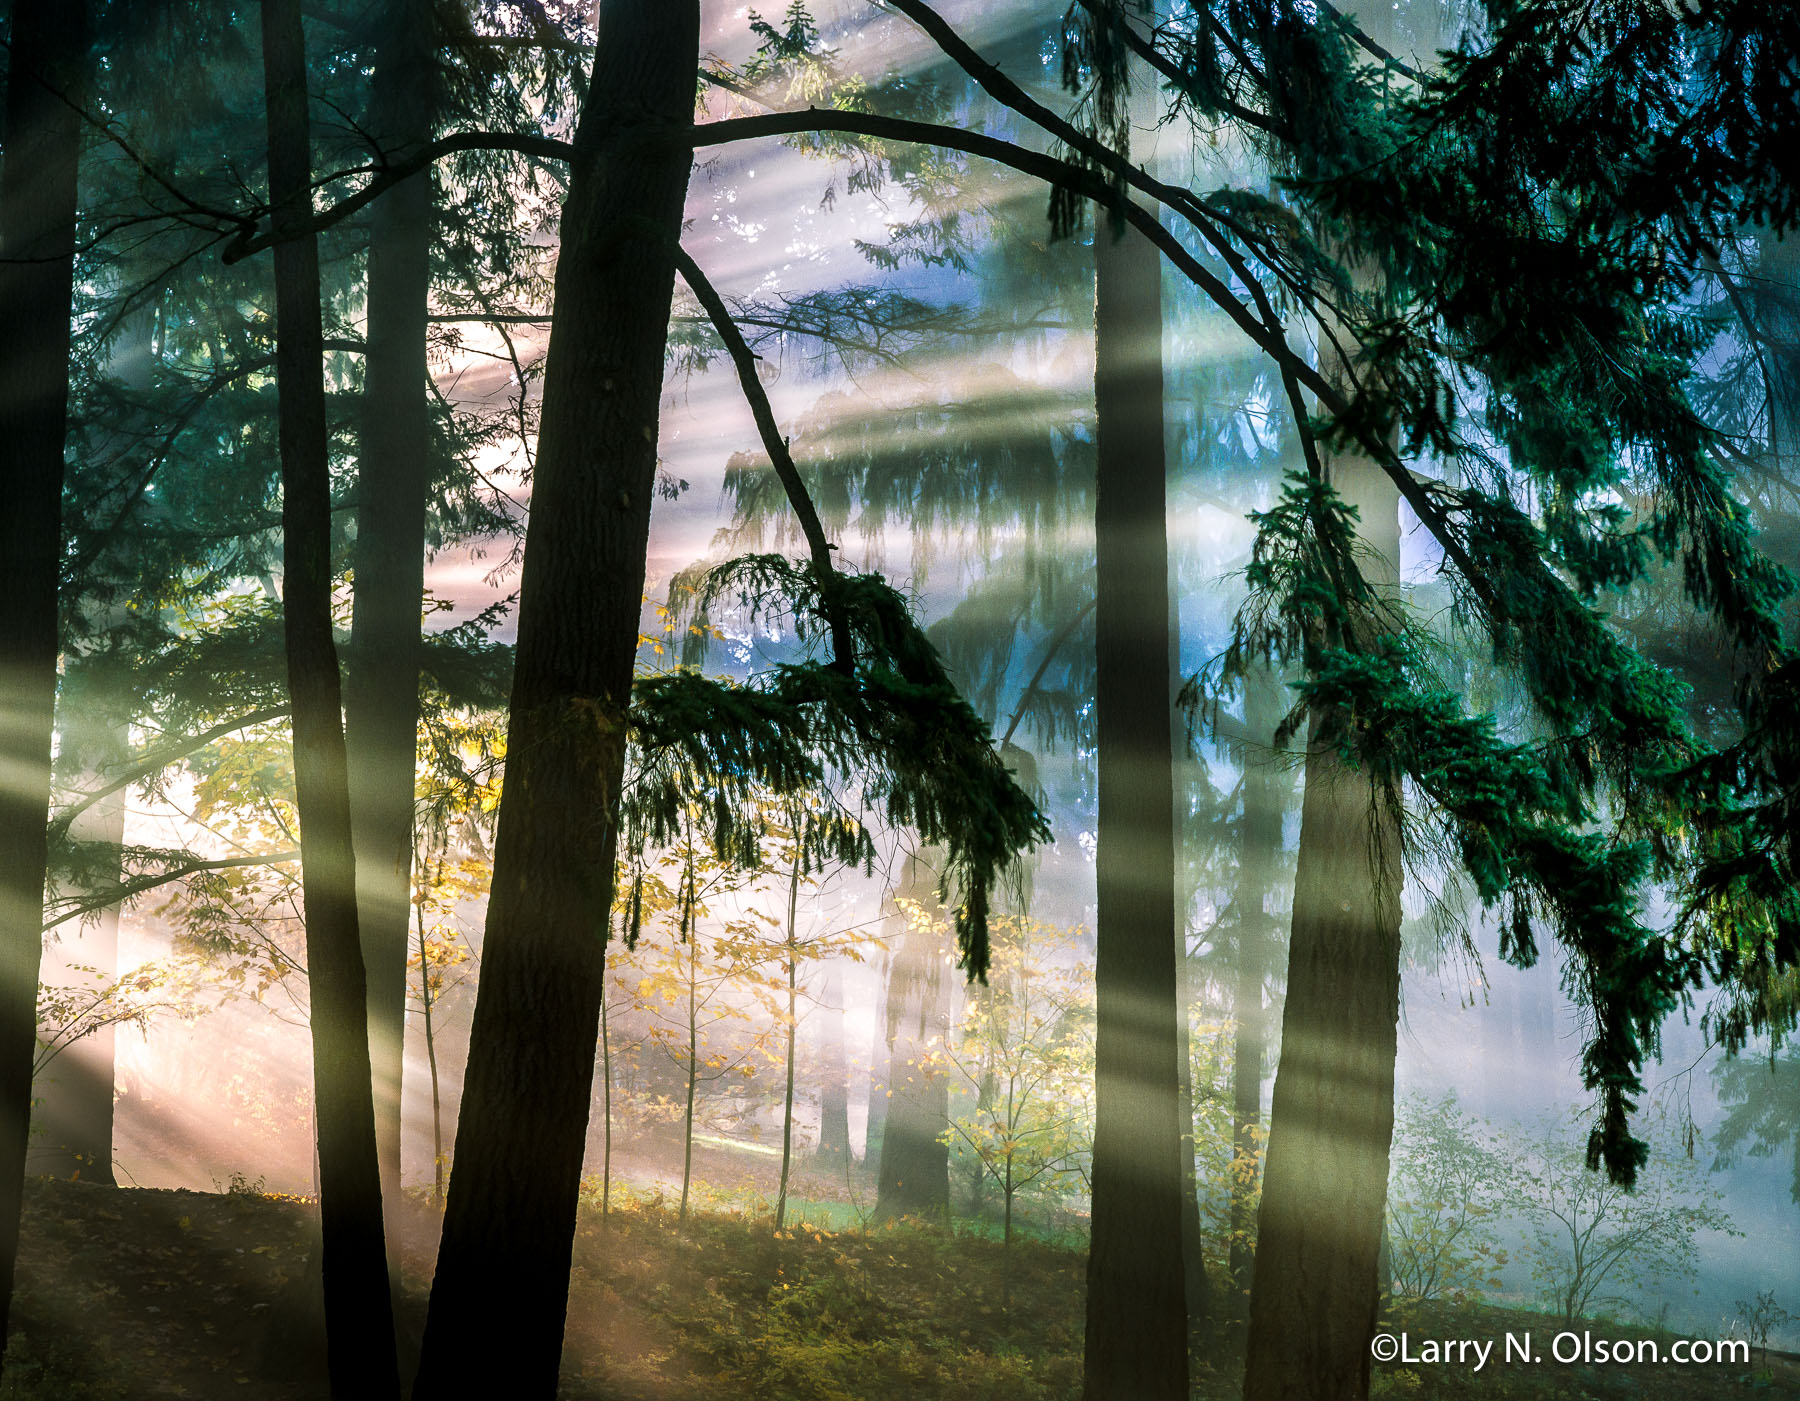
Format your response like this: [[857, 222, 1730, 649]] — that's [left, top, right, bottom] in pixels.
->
[[1228, 665, 1288, 1306], [415, 875, 444, 1206], [33, 713, 125, 1185], [600, 975, 614, 1219], [815, 958, 851, 1165], [1173, 847, 1209, 1335], [259, 1, 402, 1394], [344, 0, 436, 1228], [775, 854, 800, 1231], [865, 954, 891, 1159], [1240, 375, 1402, 1401], [875, 853, 952, 1221], [1083, 214, 1188, 1401], [0, 0, 86, 1366], [411, 5, 700, 1393], [679, 935, 698, 1223]]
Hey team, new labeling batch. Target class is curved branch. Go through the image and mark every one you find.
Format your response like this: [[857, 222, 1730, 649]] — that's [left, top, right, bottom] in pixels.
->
[[1000, 597, 1096, 749], [673, 245, 854, 673], [50, 705, 293, 841], [42, 850, 300, 933]]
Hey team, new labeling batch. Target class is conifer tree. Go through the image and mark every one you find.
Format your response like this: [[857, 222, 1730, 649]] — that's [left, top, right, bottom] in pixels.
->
[[258, 0, 400, 1390], [0, 0, 88, 1371]]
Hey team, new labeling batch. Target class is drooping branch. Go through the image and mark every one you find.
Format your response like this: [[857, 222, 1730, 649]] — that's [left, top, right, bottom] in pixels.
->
[[41, 850, 300, 933], [49, 704, 293, 841], [673, 245, 854, 674], [999, 597, 1095, 749]]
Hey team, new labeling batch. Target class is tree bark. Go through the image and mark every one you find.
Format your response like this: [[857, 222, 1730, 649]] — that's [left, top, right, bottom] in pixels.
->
[[0, 0, 87, 1370], [1228, 665, 1288, 1305], [411, 4, 700, 1393], [1083, 214, 1189, 1401], [775, 854, 801, 1231], [344, 0, 436, 1235], [1241, 372, 1402, 1401], [260, 1, 402, 1394], [875, 853, 952, 1221], [33, 713, 126, 1186], [815, 958, 851, 1166]]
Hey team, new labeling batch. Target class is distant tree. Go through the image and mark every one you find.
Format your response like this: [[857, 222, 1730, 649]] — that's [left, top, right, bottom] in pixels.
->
[[1711, 1046, 1800, 1208]]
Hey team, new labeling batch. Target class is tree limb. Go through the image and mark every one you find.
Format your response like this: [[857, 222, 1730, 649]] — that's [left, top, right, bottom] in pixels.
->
[[673, 245, 854, 674]]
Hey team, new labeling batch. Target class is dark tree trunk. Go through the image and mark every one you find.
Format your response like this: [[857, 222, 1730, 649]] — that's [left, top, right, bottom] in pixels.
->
[[411, 4, 700, 1394], [33, 713, 125, 1185], [814, 958, 851, 1166], [259, 1, 401, 1394], [1228, 666, 1288, 1305], [874, 853, 952, 1221], [1082, 215, 1188, 1401], [0, 0, 86, 1369], [1241, 423, 1402, 1401], [344, 0, 436, 1232]]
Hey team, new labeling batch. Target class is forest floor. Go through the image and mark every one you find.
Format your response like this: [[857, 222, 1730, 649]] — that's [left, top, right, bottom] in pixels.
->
[[2, 1173, 1796, 1400]]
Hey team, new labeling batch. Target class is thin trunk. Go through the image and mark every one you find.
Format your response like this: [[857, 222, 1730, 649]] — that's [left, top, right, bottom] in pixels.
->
[[680, 936, 698, 1224], [344, 0, 436, 1230], [600, 980, 613, 1220], [1171, 492, 1209, 1339], [411, 4, 699, 1392], [1002, 1150, 1014, 1310], [1082, 214, 1188, 1401], [1240, 366, 1403, 1401], [416, 878, 444, 1206], [875, 853, 952, 1221], [259, 0, 401, 1395], [0, 0, 87, 1367], [1173, 879, 1208, 1334], [815, 959, 850, 1164], [775, 855, 800, 1232], [1229, 666, 1287, 1305]]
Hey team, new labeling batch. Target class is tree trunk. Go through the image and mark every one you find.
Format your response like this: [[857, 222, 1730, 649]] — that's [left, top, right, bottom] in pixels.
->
[[1083, 214, 1188, 1401], [411, 4, 699, 1392], [815, 958, 851, 1165], [0, 0, 87, 1366], [33, 714, 126, 1185], [344, 0, 435, 1231], [775, 855, 800, 1231], [875, 853, 952, 1221], [679, 935, 699, 1223], [1173, 864, 1209, 1336], [416, 878, 444, 1206], [600, 976, 613, 1220], [1240, 388, 1402, 1401], [1228, 665, 1288, 1306], [260, 1, 402, 1394]]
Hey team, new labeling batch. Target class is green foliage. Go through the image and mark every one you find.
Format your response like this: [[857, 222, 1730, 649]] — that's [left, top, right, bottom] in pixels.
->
[[1387, 1093, 1510, 1304], [667, 554, 1050, 979], [938, 917, 1096, 1240], [1710, 1044, 1800, 1206], [1501, 1104, 1737, 1325]]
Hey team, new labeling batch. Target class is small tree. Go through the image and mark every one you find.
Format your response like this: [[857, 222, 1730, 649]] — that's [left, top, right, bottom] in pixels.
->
[[1733, 1289, 1796, 1368], [940, 915, 1094, 1299], [1386, 1092, 1509, 1304], [1503, 1106, 1736, 1325]]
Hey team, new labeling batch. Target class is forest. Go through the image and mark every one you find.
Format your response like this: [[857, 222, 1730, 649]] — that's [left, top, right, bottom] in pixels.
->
[[0, 0, 1796, 1397]]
